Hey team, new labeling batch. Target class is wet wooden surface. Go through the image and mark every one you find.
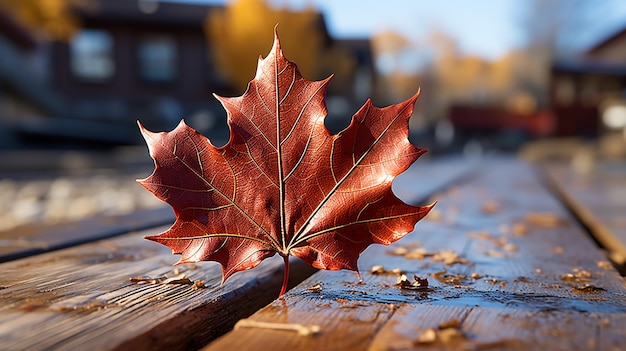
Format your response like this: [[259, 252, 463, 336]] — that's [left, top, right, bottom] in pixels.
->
[[0, 227, 317, 351], [0, 206, 174, 263], [544, 163, 626, 266], [204, 159, 626, 351], [0, 157, 470, 351], [0, 157, 468, 264]]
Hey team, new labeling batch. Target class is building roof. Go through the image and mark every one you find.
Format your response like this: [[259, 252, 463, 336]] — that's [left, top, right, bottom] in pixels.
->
[[586, 24, 626, 56], [77, 0, 216, 28], [553, 59, 626, 76]]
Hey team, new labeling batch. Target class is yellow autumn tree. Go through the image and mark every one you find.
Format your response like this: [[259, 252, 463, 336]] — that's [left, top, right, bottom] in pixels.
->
[[205, 0, 353, 93], [0, 0, 95, 41], [370, 30, 420, 103]]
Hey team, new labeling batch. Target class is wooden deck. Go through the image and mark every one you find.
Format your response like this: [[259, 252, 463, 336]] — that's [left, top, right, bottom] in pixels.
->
[[1, 157, 624, 350]]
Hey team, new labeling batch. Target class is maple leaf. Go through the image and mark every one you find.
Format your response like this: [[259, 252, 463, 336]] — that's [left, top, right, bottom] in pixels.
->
[[137, 30, 434, 297]]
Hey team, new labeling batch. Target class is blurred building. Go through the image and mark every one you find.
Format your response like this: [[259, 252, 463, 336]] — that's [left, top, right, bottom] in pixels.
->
[[324, 38, 376, 132], [0, 0, 375, 149], [550, 24, 626, 137], [0, 10, 40, 148], [48, 0, 227, 145], [0, 0, 220, 147]]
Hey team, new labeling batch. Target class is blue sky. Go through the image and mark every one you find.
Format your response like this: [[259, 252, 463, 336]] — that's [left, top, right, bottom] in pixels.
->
[[167, 0, 626, 60], [272, 0, 524, 60]]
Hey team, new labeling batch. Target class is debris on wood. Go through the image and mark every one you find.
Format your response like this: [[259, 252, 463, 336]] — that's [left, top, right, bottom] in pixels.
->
[[307, 283, 323, 293], [395, 274, 428, 290], [404, 248, 430, 259], [437, 327, 466, 344], [468, 230, 492, 240], [416, 328, 437, 343], [485, 250, 508, 258], [234, 319, 320, 336], [560, 268, 591, 283], [336, 299, 368, 309], [481, 200, 500, 214], [573, 284, 606, 293], [388, 246, 409, 256], [432, 250, 470, 265], [597, 261, 613, 270], [525, 212, 564, 227], [438, 319, 461, 329], [503, 243, 518, 252], [416, 325, 466, 344], [473, 231, 518, 250], [191, 280, 206, 290], [387, 246, 470, 266], [370, 265, 385, 274], [511, 222, 528, 235], [53, 300, 109, 313], [493, 236, 508, 247], [129, 272, 201, 288], [432, 270, 468, 286], [369, 265, 405, 276], [129, 276, 161, 284], [162, 273, 193, 285], [552, 246, 565, 254]]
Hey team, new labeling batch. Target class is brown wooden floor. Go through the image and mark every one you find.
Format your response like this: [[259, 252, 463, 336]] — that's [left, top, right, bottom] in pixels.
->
[[1, 157, 624, 350]]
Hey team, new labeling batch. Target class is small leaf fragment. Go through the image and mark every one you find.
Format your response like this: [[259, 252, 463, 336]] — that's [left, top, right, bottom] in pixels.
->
[[370, 265, 405, 276], [417, 328, 437, 343], [307, 283, 323, 293], [162, 273, 193, 285], [235, 319, 320, 336], [395, 274, 429, 290], [573, 284, 606, 293]]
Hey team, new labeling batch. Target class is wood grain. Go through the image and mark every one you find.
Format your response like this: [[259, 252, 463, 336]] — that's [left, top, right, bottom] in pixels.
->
[[0, 157, 470, 263], [0, 157, 473, 351], [0, 227, 317, 351], [544, 163, 626, 265], [204, 159, 626, 351], [0, 206, 175, 262]]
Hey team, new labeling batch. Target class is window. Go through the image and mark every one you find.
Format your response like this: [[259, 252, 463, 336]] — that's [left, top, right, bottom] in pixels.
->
[[70, 29, 114, 81], [137, 35, 177, 82]]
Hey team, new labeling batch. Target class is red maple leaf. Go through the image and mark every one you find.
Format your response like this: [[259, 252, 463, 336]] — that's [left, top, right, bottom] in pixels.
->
[[138, 31, 433, 296]]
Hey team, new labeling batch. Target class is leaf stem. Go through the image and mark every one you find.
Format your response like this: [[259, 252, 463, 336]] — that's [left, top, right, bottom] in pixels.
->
[[279, 255, 290, 297]]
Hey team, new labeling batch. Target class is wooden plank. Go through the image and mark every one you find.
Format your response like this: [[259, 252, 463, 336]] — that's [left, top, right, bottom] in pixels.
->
[[0, 157, 473, 350], [0, 227, 317, 351], [543, 163, 626, 266], [203, 159, 626, 351], [370, 304, 626, 351], [0, 156, 469, 263], [392, 156, 475, 205], [0, 206, 175, 262]]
